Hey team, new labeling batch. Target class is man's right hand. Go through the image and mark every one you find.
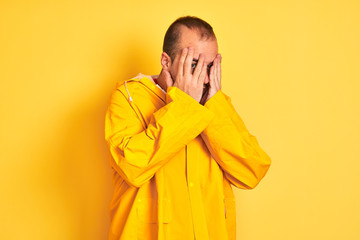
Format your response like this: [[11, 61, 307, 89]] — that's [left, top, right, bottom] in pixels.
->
[[165, 47, 208, 103]]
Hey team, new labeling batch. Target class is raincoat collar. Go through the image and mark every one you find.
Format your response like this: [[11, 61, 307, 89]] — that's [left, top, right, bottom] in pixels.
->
[[136, 73, 166, 102]]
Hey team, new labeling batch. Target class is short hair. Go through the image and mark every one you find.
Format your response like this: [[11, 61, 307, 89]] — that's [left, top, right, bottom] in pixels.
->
[[163, 16, 216, 61]]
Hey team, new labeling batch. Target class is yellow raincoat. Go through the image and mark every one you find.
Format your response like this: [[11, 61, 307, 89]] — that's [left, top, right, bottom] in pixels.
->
[[105, 73, 271, 240]]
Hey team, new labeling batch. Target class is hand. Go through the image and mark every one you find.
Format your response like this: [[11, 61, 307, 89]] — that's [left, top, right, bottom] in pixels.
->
[[205, 54, 222, 102], [170, 47, 208, 103]]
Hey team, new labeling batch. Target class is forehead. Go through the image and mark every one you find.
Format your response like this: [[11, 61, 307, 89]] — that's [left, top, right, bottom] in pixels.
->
[[177, 26, 218, 63]]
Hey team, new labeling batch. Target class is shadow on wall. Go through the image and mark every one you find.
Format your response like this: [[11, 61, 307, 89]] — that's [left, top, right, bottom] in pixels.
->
[[55, 39, 153, 239]]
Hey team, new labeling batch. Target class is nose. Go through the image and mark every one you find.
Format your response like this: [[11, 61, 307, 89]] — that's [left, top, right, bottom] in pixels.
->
[[204, 74, 210, 84]]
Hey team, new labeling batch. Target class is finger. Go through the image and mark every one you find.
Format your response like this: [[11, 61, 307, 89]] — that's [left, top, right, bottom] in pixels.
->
[[178, 48, 188, 77], [213, 57, 218, 84], [183, 47, 194, 75], [217, 54, 222, 83], [192, 54, 205, 80]]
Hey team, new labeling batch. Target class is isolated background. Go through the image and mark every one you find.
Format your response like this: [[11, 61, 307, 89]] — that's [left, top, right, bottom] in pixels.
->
[[1, 0, 359, 239]]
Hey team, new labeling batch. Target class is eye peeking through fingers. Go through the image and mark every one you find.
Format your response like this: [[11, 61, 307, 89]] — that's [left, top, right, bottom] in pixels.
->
[[191, 60, 213, 75], [191, 62, 197, 70], [191, 62, 197, 74]]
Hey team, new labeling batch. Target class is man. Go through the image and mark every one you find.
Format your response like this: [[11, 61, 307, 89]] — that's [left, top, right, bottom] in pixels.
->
[[105, 16, 271, 240]]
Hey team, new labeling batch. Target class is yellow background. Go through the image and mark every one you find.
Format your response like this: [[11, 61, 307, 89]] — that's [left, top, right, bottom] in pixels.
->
[[1, 0, 359, 239]]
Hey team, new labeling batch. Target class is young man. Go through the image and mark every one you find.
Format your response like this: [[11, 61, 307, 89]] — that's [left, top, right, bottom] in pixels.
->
[[105, 16, 271, 240]]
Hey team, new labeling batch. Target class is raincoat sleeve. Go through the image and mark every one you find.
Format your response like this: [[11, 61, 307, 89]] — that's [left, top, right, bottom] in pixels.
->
[[200, 90, 271, 189], [105, 86, 214, 188]]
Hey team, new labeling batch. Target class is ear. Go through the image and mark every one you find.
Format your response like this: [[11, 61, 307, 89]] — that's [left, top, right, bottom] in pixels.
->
[[161, 52, 172, 70]]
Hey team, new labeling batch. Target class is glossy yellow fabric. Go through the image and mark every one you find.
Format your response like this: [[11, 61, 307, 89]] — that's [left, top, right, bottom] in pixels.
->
[[105, 74, 271, 240]]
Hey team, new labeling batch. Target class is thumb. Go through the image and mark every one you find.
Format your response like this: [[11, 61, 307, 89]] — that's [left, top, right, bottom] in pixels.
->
[[162, 69, 173, 88]]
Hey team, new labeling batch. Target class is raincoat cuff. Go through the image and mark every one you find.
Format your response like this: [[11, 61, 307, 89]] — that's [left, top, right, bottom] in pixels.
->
[[204, 90, 236, 118], [165, 86, 215, 123], [166, 86, 200, 105]]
